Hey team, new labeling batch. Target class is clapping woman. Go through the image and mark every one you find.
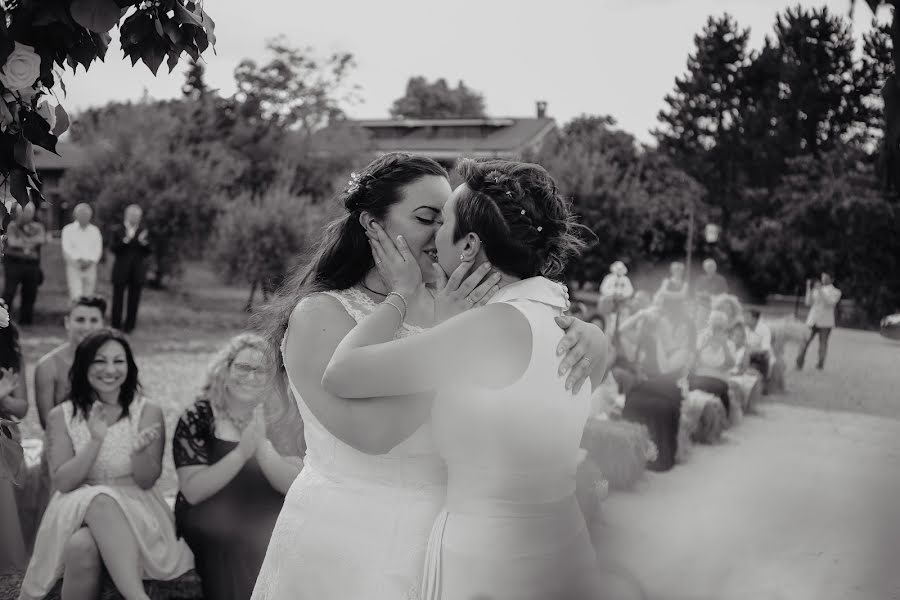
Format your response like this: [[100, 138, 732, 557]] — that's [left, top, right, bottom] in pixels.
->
[[173, 333, 303, 600], [19, 330, 193, 600]]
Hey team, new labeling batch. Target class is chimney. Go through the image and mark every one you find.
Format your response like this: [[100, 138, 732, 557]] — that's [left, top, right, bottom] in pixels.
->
[[536, 101, 548, 119]]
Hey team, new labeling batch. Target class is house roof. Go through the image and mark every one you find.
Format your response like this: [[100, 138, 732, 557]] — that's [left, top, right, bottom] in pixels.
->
[[344, 117, 558, 159], [34, 141, 82, 171]]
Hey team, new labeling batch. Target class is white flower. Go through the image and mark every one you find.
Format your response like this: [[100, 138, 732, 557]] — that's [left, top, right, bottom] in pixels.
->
[[0, 43, 41, 94], [36, 98, 56, 130]]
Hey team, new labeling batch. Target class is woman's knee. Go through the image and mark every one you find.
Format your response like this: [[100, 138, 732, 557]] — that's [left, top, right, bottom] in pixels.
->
[[84, 494, 120, 522], [63, 528, 102, 571]]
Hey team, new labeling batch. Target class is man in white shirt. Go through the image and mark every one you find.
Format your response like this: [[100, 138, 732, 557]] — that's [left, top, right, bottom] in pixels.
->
[[796, 272, 842, 370], [60, 203, 103, 300]]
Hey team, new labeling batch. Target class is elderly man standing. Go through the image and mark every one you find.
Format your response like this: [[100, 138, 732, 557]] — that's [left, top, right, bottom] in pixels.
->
[[109, 204, 151, 333], [60, 203, 103, 301], [796, 273, 842, 371]]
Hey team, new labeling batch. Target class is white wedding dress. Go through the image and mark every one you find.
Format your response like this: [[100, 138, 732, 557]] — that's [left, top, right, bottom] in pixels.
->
[[422, 277, 596, 600], [251, 288, 447, 600]]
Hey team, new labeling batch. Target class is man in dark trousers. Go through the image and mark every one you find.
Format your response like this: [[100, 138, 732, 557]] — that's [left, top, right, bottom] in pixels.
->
[[109, 204, 151, 333]]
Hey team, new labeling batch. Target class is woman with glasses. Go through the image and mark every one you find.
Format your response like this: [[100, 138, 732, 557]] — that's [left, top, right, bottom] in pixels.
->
[[172, 333, 303, 600]]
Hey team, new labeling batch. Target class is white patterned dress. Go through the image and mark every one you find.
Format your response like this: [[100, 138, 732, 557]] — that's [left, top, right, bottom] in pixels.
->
[[18, 397, 194, 600], [252, 288, 446, 600]]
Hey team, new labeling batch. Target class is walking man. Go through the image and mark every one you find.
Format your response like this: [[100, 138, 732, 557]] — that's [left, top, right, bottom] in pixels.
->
[[796, 273, 842, 370], [60, 204, 102, 300], [109, 204, 151, 333]]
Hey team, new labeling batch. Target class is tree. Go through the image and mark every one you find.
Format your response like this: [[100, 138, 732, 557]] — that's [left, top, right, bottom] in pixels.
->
[[211, 184, 331, 310], [734, 142, 900, 320], [0, 0, 216, 233], [389, 76, 486, 119], [182, 57, 209, 99], [654, 15, 753, 229], [851, 0, 899, 192], [770, 6, 862, 157], [230, 38, 367, 198], [233, 36, 359, 134], [530, 115, 705, 285], [60, 100, 237, 285]]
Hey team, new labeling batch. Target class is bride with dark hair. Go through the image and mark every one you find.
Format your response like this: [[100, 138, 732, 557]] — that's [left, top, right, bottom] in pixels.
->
[[319, 158, 605, 599], [251, 153, 607, 600]]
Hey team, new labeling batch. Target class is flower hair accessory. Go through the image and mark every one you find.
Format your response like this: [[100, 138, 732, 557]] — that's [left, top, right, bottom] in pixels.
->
[[486, 170, 503, 184], [346, 172, 364, 195]]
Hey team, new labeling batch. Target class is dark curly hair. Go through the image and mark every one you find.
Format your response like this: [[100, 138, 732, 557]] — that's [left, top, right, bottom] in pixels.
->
[[68, 329, 141, 422], [452, 159, 590, 280], [254, 152, 448, 354]]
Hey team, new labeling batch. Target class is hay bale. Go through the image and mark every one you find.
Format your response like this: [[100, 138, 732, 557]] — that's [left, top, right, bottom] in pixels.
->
[[581, 419, 653, 491]]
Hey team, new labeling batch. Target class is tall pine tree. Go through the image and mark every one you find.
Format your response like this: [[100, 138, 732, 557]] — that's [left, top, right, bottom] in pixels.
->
[[654, 14, 752, 229]]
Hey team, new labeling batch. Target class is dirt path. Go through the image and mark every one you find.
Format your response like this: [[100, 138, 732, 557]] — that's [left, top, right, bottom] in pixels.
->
[[600, 403, 900, 599]]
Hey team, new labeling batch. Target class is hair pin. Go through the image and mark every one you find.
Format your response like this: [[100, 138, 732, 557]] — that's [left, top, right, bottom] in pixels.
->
[[347, 172, 362, 194], [520, 209, 526, 215], [536, 226, 543, 232], [506, 191, 513, 197]]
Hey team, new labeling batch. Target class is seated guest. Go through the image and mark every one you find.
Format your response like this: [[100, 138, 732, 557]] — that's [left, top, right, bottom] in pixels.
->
[[745, 309, 775, 389], [19, 330, 193, 600], [173, 333, 303, 600], [689, 310, 735, 417], [25, 296, 107, 549], [621, 295, 696, 472], [0, 300, 27, 442], [727, 322, 763, 414], [656, 261, 688, 302], [0, 305, 27, 573], [35, 297, 108, 429]]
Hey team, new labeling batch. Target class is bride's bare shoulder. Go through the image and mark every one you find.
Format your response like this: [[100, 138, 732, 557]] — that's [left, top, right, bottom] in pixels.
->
[[287, 293, 356, 344]]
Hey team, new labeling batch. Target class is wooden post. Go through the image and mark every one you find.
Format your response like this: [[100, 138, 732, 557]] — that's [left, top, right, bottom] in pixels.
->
[[686, 199, 695, 287]]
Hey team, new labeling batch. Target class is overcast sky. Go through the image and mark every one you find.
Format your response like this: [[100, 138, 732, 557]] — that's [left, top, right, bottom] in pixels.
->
[[61, 0, 888, 143]]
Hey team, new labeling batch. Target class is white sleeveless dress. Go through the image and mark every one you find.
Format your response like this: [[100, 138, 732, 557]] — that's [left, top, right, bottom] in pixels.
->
[[251, 288, 447, 600], [19, 397, 194, 600], [422, 277, 597, 600]]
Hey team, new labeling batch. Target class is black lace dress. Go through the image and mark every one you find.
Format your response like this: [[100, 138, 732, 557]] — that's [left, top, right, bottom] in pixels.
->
[[172, 400, 286, 600]]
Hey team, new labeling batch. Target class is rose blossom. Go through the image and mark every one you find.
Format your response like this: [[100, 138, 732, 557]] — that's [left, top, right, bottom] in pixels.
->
[[0, 43, 41, 94]]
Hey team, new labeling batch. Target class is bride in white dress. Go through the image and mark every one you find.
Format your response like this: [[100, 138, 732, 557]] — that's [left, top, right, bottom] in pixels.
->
[[322, 159, 607, 600], [251, 153, 608, 600]]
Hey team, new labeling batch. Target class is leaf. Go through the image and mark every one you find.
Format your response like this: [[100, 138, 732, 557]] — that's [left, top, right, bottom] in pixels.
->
[[172, 2, 204, 27], [9, 168, 28, 206], [53, 103, 70, 137], [154, 17, 164, 37], [28, 187, 45, 211], [0, 203, 8, 235], [70, 0, 122, 33], [167, 51, 179, 73], [141, 44, 165, 75], [13, 138, 35, 173], [21, 111, 59, 154]]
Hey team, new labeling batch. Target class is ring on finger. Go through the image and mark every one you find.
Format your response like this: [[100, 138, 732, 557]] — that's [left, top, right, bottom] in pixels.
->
[[465, 296, 476, 306]]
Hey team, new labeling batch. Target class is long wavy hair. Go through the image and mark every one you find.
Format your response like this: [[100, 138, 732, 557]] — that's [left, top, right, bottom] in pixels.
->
[[197, 333, 272, 414], [253, 153, 448, 356], [68, 329, 140, 421], [0, 300, 21, 372]]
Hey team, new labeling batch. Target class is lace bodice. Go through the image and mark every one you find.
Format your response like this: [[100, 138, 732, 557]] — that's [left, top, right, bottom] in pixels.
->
[[63, 397, 148, 483], [280, 287, 445, 489]]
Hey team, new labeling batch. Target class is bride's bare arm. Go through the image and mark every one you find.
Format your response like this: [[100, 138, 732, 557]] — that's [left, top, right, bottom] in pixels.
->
[[284, 296, 433, 455], [323, 303, 529, 399]]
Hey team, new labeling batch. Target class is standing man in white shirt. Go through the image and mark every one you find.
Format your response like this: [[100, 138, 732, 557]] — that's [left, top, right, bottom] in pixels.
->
[[796, 272, 842, 370], [60, 203, 103, 301]]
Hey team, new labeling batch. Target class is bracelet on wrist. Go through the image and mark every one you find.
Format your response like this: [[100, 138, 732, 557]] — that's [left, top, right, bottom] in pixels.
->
[[387, 291, 409, 313], [383, 299, 406, 323]]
